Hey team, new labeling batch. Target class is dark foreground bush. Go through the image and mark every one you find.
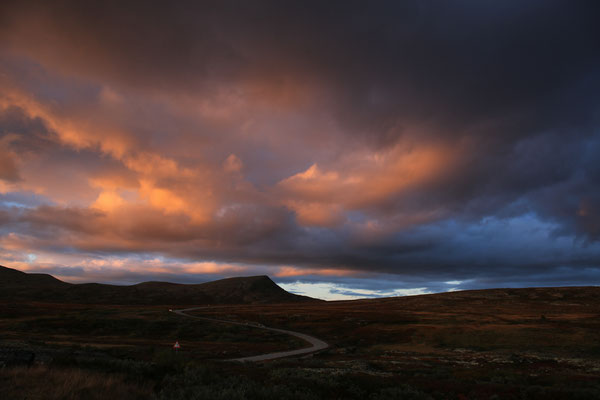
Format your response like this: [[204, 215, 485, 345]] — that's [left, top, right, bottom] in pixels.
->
[[158, 364, 435, 400], [0, 366, 154, 400], [369, 386, 433, 400], [158, 365, 320, 400]]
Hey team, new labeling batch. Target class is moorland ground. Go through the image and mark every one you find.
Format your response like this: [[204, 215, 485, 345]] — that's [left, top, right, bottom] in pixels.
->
[[1, 286, 600, 399]]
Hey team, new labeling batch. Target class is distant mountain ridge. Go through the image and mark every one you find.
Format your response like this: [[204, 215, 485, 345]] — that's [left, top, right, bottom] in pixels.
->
[[0, 265, 319, 305]]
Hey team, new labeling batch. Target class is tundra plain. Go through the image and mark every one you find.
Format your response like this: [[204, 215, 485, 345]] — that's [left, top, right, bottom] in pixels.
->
[[1, 266, 600, 399]]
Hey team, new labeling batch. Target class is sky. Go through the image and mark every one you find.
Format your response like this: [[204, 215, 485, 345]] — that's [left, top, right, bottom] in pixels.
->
[[0, 1, 599, 300]]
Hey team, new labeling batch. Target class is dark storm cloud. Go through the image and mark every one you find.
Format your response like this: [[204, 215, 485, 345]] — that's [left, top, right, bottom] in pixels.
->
[[0, 105, 50, 182], [1, 0, 600, 291], [3, 1, 598, 121], [0, 105, 57, 152], [3, 0, 598, 152]]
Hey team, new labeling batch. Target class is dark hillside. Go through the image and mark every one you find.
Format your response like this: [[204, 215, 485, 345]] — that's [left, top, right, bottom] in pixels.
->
[[0, 265, 318, 305], [0, 266, 67, 287], [194, 275, 311, 304]]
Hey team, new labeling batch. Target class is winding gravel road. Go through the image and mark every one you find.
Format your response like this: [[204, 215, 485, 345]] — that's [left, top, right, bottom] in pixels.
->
[[172, 307, 329, 362]]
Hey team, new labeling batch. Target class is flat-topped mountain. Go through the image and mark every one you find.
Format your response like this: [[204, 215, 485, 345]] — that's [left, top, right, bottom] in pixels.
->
[[0, 265, 318, 305], [0, 265, 68, 288]]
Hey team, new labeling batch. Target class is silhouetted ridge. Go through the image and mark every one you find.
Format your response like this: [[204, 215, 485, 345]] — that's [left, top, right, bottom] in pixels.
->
[[194, 275, 296, 304], [0, 265, 68, 287], [0, 265, 318, 305]]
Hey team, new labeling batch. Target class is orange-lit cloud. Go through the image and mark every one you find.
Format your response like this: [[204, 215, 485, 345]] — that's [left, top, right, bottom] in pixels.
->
[[278, 143, 455, 227], [1, 1, 600, 293], [275, 266, 359, 278]]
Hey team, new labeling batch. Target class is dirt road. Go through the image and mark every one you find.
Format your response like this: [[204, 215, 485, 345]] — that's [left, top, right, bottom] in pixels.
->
[[172, 307, 329, 362]]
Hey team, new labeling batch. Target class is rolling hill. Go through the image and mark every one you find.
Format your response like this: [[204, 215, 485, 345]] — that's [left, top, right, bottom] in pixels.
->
[[0, 265, 318, 305]]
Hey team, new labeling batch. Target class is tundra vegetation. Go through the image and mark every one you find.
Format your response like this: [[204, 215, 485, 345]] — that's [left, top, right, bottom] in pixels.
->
[[1, 267, 600, 399]]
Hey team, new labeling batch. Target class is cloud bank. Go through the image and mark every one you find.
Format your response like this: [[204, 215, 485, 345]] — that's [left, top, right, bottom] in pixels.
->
[[1, 1, 599, 298]]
